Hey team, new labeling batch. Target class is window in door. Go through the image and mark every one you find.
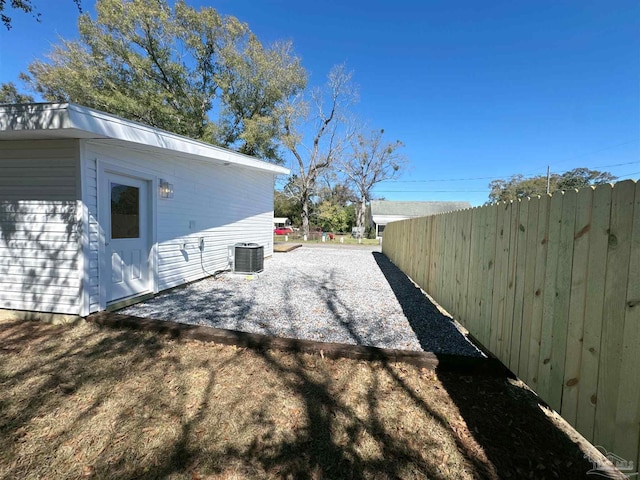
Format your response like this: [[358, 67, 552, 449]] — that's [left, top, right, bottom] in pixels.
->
[[111, 183, 140, 239]]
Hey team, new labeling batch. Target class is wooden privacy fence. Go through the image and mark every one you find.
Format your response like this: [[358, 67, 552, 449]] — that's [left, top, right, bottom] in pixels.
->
[[382, 180, 640, 470]]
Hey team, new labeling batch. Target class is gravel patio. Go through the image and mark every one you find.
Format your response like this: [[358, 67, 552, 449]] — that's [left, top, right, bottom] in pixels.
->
[[120, 245, 483, 356]]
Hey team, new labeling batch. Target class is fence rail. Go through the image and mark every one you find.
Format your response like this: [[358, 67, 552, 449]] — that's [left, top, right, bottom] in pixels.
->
[[382, 180, 640, 471]]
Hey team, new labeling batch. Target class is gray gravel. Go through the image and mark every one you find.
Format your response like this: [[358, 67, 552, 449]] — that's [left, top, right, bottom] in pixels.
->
[[121, 245, 483, 356]]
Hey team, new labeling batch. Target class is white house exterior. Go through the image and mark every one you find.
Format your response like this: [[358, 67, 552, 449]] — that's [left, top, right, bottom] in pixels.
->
[[0, 103, 289, 319]]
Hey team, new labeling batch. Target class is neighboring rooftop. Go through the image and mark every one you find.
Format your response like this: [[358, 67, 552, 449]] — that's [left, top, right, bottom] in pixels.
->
[[370, 200, 472, 218]]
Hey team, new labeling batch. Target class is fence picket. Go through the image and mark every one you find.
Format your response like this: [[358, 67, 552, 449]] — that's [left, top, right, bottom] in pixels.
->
[[490, 203, 506, 354], [613, 180, 640, 465], [547, 189, 578, 412], [561, 187, 593, 426], [510, 199, 529, 372], [466, 207, 482, 338], [425, 216, 434, 292], [449, 213, 458, 316], [459, 209, 473, 323], [476, 207, 488, 340], [538, 191, 564, 402], [437, 215, 444, 306], [449, 213, 459, 314], [482, 204, 498, 349], [433, 215, 442, 303], [419, 216, 429, 288], [452, 212, 463, 318], [518, 195, 540, 377], [575, 184, 612, 441], [595, 180, 635, 451], [527, 194, 551, 389], [503, 200, 521, 366]]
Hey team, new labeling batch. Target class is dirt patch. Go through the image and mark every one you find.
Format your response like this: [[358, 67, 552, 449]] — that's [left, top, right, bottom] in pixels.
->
[[0, 317, 600, 479]]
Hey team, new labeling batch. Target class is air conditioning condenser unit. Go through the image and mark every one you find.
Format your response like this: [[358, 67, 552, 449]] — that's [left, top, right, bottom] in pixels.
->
[[233, 243, 264, 274]]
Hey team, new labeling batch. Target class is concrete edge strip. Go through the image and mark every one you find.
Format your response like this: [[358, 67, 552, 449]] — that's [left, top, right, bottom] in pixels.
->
[[86, 312, 509, 376]]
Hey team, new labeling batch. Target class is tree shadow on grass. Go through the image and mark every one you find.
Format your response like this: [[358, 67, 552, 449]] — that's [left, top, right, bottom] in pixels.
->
[[218, 351, 452, 480], [0, 314, 598, 479], [0, 318, 456, 479]]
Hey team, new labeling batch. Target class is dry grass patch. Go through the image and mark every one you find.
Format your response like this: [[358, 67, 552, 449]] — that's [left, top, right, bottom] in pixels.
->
[[0, 317, 594, 479]]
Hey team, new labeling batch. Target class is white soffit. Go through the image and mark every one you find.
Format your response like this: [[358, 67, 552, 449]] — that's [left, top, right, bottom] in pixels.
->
[[371, 214, 412, 224]]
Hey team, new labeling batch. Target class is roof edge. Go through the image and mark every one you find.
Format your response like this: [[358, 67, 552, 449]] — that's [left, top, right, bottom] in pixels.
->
[[0, 102, 290, 175]]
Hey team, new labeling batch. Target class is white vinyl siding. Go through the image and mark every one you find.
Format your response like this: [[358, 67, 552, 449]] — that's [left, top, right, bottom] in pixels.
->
[[83, 140, 275, 308], [83, 156, 101, 313], [0, 140, 81, 314]]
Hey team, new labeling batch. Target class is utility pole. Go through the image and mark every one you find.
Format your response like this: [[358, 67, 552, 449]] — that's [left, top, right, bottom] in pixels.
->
[[546, 165, 551, 194]]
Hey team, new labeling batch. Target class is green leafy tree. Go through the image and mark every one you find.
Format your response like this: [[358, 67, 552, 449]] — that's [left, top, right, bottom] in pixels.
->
[[21, 0, 306, 162], [313, 180, 356, 233], [316, 201, 354, 233], [488, 168, 617, 203], [280, 64, 357, 236], [337, 128, 405, 234], [556, 168, 617, 191], [343, 204, 356, 232], [1, 0, 81, 29], [488, 174, 548, 202], [0, 82, 34, 103]]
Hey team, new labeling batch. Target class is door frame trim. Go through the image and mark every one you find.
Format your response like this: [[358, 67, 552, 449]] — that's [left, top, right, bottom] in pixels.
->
[[97, 160, 158, 311]]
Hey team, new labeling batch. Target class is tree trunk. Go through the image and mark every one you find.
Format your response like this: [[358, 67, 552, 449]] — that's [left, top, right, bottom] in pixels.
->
[[301, 192, 310, 237], [356, 194, 367, 237]]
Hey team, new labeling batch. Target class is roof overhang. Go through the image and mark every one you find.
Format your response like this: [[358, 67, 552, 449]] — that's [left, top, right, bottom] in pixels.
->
[[0, 102, 290, 175], [372, 214, 414, 225]]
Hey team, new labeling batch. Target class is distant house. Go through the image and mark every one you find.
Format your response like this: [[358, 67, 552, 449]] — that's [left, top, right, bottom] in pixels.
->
[[0, 103, 289, 320], [273, 217, 290, 228], [370, 200, 471, 237]]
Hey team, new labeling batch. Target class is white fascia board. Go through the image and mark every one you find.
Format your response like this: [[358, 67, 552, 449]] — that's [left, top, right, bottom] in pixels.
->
[[0, 102, 290, 176], [371, 214, 411, 225]]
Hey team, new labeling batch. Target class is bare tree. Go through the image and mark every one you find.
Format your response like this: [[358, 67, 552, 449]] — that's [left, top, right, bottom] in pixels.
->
[[337, 128, 405, 235], [280, 64, 356, 237]]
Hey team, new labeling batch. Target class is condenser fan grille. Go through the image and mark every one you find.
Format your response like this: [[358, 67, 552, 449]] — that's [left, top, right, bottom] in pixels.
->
[[233, 243, 264, 274]]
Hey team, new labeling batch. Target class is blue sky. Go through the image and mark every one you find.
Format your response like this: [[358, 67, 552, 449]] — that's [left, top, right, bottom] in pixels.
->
[[0, 0, 638, 206]]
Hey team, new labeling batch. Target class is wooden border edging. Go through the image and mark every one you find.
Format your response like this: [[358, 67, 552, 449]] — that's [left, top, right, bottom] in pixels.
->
[[273, 243, 302, 253], [86, 312, 509, 376]]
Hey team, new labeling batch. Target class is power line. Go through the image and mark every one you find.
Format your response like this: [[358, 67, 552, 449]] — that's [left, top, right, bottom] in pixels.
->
[[523, 160, 640, 178], [374, 190, 488, 193], [382, 175, 510, 183], [376, 170, 639, 192], [379, 160, 639, 184], [378, 138, 639, 184], [530, 139, 640, 174], [592, 161, 640, 170], [374, 172, 639, 195]]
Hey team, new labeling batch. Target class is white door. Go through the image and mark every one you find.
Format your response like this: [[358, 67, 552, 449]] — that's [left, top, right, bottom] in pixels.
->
[[105, 173, 150, 303]]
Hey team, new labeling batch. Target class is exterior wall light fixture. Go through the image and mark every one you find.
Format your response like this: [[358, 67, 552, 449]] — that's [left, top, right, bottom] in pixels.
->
[[159, 179, 174, 199]]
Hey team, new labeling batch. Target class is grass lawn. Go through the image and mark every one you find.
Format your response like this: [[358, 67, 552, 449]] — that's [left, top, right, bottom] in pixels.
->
[[0, 317, 598, 479]]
